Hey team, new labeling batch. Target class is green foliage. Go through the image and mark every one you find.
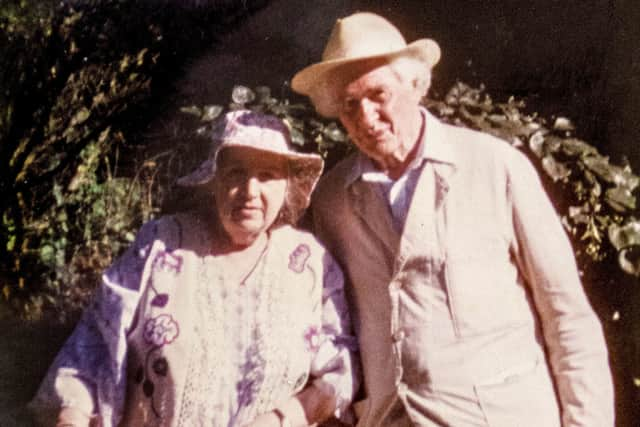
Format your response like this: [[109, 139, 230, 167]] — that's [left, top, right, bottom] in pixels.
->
[[178, 84, 354, 171], [1, 0, 637, 328], [22, 142, 154, 320], [0, 0, 268, 319], [0, 0, 162, 318], [426, 82, 640, 278]]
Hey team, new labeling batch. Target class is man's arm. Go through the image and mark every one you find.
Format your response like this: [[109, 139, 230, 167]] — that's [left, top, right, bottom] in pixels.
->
[[507, 148, 614, 426]]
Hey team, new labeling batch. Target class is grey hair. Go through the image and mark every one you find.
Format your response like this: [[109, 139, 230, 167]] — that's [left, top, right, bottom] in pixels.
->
[[271, 161, 313, 228], [388, 57, 432, 98]]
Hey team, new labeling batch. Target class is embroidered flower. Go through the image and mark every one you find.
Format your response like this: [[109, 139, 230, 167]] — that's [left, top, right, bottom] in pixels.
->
[[153, 250, 183, 274], [150, 293, 169, 308], [152, 357, 169, 377], [304, 325, 322, 352], [288, 244, 310, 273], [143, 314, 180, 346]]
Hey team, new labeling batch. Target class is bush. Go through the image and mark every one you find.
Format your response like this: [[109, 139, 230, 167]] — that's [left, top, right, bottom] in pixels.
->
[[0, 0, 268, 320]]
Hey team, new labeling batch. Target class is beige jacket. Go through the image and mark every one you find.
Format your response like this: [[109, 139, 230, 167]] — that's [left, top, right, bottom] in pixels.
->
[[312, 111, 613, 426]]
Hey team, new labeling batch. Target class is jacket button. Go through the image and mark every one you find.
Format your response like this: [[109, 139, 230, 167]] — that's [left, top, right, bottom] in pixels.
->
[[392, 329, 406, 342]]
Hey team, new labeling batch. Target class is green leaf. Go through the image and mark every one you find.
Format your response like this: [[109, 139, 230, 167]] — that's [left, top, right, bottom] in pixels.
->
[[608, 221, 640, 251], [39, 244, 55, 265], [70, 107, 91, 127], [543, 135, 563, 154], [528, 130, 546, 158], [618, 246, 640, 277], [322, 122, 347, 143], [560, 138, 598, 157], [542, 155, 571, 182], [568, 205, 590, 225], [553, 117, 575, 131], [290, 127, 305, 146], [605, 187, 636, 212], [200, 105, 223, 122], [254, 86, 271, 100], [582, 156, 638, 190], [231, 85, 255, 105], [6, 234, 16, 252], [179, 105, 201, 117]]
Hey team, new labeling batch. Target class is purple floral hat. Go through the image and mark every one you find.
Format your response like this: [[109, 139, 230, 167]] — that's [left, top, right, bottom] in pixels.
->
[[177, 110, 324, 206]]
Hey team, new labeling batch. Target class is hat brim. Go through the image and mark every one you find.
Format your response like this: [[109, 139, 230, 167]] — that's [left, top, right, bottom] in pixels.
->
[[292, 38, 440, 118], [176, 145, 324, 208]]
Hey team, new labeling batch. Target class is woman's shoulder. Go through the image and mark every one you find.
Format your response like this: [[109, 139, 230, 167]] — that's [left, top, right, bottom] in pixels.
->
[[271, 225, 327, 253], [138, 212, 211, 253], [270, 225, 336, 271]]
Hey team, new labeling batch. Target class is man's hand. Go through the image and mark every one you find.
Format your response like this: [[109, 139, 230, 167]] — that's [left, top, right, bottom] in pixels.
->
[[243, 410, 281, 427]]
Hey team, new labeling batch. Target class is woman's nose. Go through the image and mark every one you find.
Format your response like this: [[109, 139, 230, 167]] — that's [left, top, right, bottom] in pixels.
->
[[243, 176, 260, 197]]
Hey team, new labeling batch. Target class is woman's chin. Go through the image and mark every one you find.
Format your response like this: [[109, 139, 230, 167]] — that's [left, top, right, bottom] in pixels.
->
[[226, 221, 267, 244]]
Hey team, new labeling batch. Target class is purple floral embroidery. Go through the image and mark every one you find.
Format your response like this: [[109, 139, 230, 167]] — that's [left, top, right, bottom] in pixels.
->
[[288, 244, 310, 273], [146, 250, 182, 308], [303, 325, 322, 352], [150, 293, 169, 308], [143, 314, 179, 346], [152, 357, 169, 376], [137, 314, 179, 418], [153, 250, 183, 274], [230, 329, 266, 425]]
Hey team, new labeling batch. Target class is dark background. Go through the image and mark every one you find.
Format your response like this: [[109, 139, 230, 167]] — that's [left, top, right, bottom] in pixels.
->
[[170, 0, 640, 168]]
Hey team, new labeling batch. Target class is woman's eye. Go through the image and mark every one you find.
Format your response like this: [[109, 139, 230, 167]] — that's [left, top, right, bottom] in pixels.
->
[[373, 89, 388, 102], [257, 170, 281, 181], [258, 171, 273, 181], [221, 168, 244, 181]]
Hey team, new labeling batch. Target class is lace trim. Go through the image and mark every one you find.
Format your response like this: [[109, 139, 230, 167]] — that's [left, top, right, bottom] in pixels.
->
[[174, 233, 314, 426]]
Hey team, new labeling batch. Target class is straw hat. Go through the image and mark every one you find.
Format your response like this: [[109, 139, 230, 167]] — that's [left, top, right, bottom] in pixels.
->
[[177, 110, 324, 206], [291, 12, 441, 117]]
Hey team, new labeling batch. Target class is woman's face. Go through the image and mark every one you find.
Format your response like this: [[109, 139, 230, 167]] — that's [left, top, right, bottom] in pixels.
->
[[213, 147, 288, 247]]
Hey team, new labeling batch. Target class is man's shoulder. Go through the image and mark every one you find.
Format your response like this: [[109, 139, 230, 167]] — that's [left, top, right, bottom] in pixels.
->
[[313, 152, 359, 207], [141, 211, 213, 253], [438, 119, 509, 151], [436, 119, 525, 169]]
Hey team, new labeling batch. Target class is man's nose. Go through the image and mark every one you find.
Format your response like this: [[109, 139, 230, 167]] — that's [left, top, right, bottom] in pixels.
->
[[357, 98, 378, 127]]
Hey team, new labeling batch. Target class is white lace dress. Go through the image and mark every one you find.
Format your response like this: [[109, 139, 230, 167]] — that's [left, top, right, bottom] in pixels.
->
[[31, 213, 359, 426]]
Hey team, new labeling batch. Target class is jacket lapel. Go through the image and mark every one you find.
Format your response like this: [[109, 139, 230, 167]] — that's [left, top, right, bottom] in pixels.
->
[[395, 161, 456, 274], [348, 178, 401, 256]]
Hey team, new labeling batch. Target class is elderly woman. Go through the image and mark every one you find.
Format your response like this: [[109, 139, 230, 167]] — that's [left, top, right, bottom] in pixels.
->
[[31, 111, 358, 427]]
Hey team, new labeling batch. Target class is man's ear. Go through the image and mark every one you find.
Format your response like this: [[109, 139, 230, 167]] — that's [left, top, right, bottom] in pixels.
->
[[413, 73, 431, 100]]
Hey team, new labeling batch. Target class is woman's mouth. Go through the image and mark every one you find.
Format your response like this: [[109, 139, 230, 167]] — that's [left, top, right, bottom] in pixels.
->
[[232, 205, 261, 217]]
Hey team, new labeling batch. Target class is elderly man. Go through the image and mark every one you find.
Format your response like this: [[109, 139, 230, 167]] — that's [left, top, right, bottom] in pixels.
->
[[292, 12, 613, 427]]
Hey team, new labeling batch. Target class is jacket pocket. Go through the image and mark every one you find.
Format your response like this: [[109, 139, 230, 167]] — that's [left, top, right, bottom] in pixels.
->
[[474, 358, 561, 427], [444, 236, 533, 338]]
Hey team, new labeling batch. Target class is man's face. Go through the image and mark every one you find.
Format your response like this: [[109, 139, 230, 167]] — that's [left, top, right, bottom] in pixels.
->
[[337, 61, 423, 167]]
